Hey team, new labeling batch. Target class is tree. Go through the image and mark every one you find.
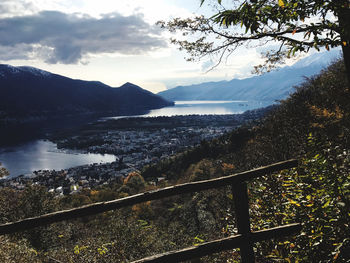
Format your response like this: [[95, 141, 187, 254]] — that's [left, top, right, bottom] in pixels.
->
[[158, 0, 350, 84], [0, 162, 9, 178]]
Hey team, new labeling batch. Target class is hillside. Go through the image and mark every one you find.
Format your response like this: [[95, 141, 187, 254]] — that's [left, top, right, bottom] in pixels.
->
[[158, 50, 341, 101], [0, 59, 349, 262], [144, 59, 350, 261], [0, 65, 173, 122]]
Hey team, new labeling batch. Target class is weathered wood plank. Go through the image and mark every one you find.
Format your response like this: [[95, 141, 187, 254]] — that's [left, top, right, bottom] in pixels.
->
[[0, 159, 298, 235], [232, 182, 255, 262], [132, 223, 302, 263]]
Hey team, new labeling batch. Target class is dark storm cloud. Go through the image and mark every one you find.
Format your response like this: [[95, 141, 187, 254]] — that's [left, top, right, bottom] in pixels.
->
[[0, 11, 167, 63]]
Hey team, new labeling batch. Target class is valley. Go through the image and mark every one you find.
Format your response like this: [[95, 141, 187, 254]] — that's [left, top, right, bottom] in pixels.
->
[[0, 107, 272, 193]]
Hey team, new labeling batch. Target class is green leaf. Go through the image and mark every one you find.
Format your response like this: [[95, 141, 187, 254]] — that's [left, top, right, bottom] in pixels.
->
[[322, 200, 331, 208], [194, 236, 205, 244]]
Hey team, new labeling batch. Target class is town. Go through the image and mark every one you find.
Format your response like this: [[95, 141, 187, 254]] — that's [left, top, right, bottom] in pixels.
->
[[0, 108, 272, 195]]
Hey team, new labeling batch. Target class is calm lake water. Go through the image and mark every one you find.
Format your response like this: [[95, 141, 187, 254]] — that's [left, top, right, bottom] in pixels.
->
[[108, 100, 273, 119], [146, 100, 268, 116], [0, 140, 116, 178], [0, 100, 272, 178]]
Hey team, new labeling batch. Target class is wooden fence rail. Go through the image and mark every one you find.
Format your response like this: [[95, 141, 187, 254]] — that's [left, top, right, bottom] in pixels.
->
[[133, 224, 302, 263], [0, 159, 300, 262]]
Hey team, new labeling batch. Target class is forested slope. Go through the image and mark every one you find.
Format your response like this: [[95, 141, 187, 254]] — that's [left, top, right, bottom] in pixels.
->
[[0, 60, 349, 262]]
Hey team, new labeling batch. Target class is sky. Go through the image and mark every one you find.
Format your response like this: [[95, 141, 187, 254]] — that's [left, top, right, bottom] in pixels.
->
[[0, 0, 330, 93]]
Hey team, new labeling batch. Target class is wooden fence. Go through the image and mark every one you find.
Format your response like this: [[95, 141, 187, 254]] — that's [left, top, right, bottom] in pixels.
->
[[0, 159, 301, 262]]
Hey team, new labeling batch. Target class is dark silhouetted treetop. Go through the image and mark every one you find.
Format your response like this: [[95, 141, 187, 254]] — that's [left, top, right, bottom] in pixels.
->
[[158, 0, 350, 83]]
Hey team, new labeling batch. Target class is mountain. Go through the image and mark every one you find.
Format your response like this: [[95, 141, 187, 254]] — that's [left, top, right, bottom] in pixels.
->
[[0, 65, 173, 121], [158, 50, 341, 101]]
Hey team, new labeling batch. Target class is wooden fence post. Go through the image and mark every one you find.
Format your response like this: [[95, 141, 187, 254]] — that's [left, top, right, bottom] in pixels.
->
[[0, 160, 299, 262], [232, 182, 255, 263]]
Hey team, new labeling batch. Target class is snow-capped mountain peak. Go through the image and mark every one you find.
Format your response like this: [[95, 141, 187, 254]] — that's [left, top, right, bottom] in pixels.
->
[[0, 64, 52, 78], [18, 66, 52, 77]]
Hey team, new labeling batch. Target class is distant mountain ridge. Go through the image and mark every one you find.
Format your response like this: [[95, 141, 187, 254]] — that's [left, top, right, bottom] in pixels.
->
[[0, 65, 173, 122], [158, 50, 341, 101]]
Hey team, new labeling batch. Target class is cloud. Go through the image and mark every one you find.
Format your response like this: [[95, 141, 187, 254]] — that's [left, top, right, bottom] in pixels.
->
[[0, 44, 34, 60], [0, 10, 167, 64], [0, 0, 37, 18]]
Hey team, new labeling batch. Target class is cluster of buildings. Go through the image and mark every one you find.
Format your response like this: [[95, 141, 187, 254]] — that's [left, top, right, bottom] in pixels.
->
[[1, 162, 123, 195], [1, 111, 270, 195], [62, 126, 232, 156]]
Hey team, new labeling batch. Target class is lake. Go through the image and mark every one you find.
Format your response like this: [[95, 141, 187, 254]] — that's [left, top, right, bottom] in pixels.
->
[[107, 100, 273, 119], [146, 100, 270, 116], [0, 140, 116, 178], [0, 100, 273, 178]]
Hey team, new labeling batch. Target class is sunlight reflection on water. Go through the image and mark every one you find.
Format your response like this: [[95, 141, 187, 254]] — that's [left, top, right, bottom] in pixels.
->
[[107, 100, 272, 120]]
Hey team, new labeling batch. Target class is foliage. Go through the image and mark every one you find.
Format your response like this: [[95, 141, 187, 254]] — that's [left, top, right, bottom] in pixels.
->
[[0, 162, 9, 178], [140, 59, 349, 261], [248, 138, 350, 262], [0, 236, 41, 262], [122, 172, 146, 195], [0, 60, 349, 261], [158, 0, 350, 76], [141, 136, 247, 180]]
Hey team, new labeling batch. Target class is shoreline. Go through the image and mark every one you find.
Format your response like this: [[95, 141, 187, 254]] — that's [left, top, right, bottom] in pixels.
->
[[0, 106, 275, 193]]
